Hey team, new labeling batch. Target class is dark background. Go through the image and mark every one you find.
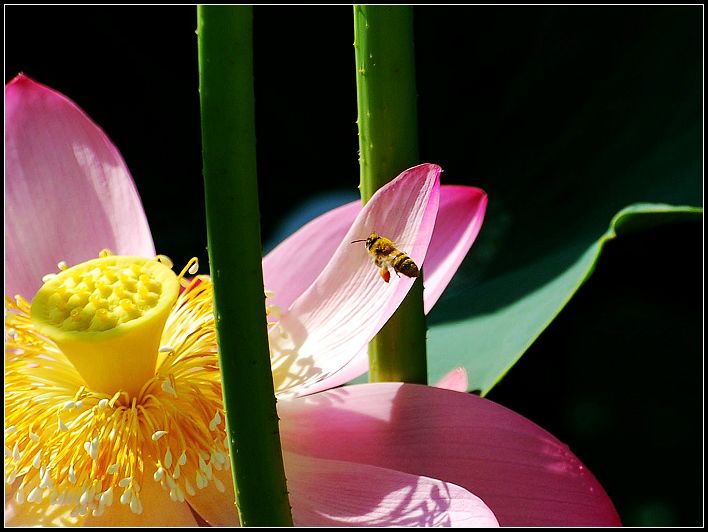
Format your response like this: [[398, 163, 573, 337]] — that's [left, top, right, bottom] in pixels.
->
[[5, 6, 703, 526]]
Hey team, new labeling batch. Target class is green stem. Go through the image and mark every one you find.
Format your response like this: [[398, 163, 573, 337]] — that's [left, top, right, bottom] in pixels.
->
[[197, 6, 293, 526], [354, 5, 428, 384]]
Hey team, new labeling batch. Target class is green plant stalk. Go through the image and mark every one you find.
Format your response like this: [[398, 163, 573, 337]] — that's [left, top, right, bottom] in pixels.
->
[[197, 6, 293, 526], [354, 5, 427, 384]]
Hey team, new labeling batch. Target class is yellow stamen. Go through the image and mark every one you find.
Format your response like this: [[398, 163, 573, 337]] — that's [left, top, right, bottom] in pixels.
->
[[30, 256, 179, 397], [5, 258, 230, 519]]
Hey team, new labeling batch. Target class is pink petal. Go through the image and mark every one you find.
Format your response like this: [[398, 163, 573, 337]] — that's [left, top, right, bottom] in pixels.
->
[[279, 383, 620, 526], [267, 185, 487, 394], [263, 201, 360, 311], [434, 367, 469, 392], [271, 164, 440, 395], [5, 74, 154, 299], [286, 452, 498, 527], [185, 449, 497, 527], [263, 185, 486, 317], [292, 348, 370, 397], [424, 186, 488, 313]]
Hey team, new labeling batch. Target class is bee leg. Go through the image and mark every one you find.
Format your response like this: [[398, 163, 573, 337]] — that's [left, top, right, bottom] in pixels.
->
[[379, 267, 391, 283]]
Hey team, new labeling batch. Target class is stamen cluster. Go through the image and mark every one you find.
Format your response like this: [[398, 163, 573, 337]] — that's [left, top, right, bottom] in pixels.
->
[[5, 259, 230, 519]]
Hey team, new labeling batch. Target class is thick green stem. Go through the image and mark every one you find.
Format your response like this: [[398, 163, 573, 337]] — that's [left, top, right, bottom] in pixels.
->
[[197, 6, 293, 526], [354, 5, 428, 384]]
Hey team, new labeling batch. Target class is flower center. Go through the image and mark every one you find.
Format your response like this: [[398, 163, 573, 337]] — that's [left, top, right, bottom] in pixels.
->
[[5, 257, 229, 519], [30, 256, 179, 397]]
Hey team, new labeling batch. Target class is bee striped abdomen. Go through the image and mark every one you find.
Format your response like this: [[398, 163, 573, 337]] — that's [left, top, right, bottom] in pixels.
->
[[391, 252, 419, 278]]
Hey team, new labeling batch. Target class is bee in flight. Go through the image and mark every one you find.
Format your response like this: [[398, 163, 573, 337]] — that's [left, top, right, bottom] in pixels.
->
[[351, 233, 420, 283]]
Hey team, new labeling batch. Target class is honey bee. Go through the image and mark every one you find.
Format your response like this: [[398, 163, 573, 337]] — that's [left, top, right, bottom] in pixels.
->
[[351, 233, 419, 283]]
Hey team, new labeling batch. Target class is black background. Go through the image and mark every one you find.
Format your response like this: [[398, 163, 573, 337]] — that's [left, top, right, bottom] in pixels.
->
[[5, 6, 703, 526]]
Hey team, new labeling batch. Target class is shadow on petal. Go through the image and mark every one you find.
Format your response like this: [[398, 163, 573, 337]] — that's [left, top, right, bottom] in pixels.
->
[[279, 383, 620, 526], [285, 452, 498, 527]]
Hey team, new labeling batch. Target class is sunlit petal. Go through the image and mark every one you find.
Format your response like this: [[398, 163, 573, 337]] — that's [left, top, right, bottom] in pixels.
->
[[279, 383, 620, 526], [188, 452, 498, 527], [271, 164, 440, 395], [286, 452, 498, 527], [5, 74, 154, 299], [268, 186, 487, 393]]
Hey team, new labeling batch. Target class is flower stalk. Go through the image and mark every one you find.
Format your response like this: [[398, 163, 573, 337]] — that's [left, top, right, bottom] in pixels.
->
[[197, 6, 292, 526], [354, 5, 428, 384]]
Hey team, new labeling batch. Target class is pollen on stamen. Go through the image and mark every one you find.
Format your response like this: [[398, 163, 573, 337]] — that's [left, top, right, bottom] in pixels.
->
[[152, 430, 168, 442], [27, 487, 43, 503], [130, 495, 143, 515], [175, 257, 200, 288], [100, 487, 114, 507], [83, 438, 99, 461], [6, 267, 230, 519], [11, 443, 22, 462], [209, 411, 222, 432], [79, 488, 92, 507], [38, 470, 51, 490], [155, 254, 174, 269], [174, 486, 186, 502], [161, 377, 177, 396], [212, 449, 227, 466], [199, 454, 213, 480]]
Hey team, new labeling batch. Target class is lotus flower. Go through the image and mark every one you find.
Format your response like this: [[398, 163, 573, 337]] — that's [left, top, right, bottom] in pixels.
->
[[4, 75, 619, 526]]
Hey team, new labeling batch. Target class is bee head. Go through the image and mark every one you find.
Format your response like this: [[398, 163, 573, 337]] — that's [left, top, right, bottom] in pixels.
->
[[351, 233, 380, 250]]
